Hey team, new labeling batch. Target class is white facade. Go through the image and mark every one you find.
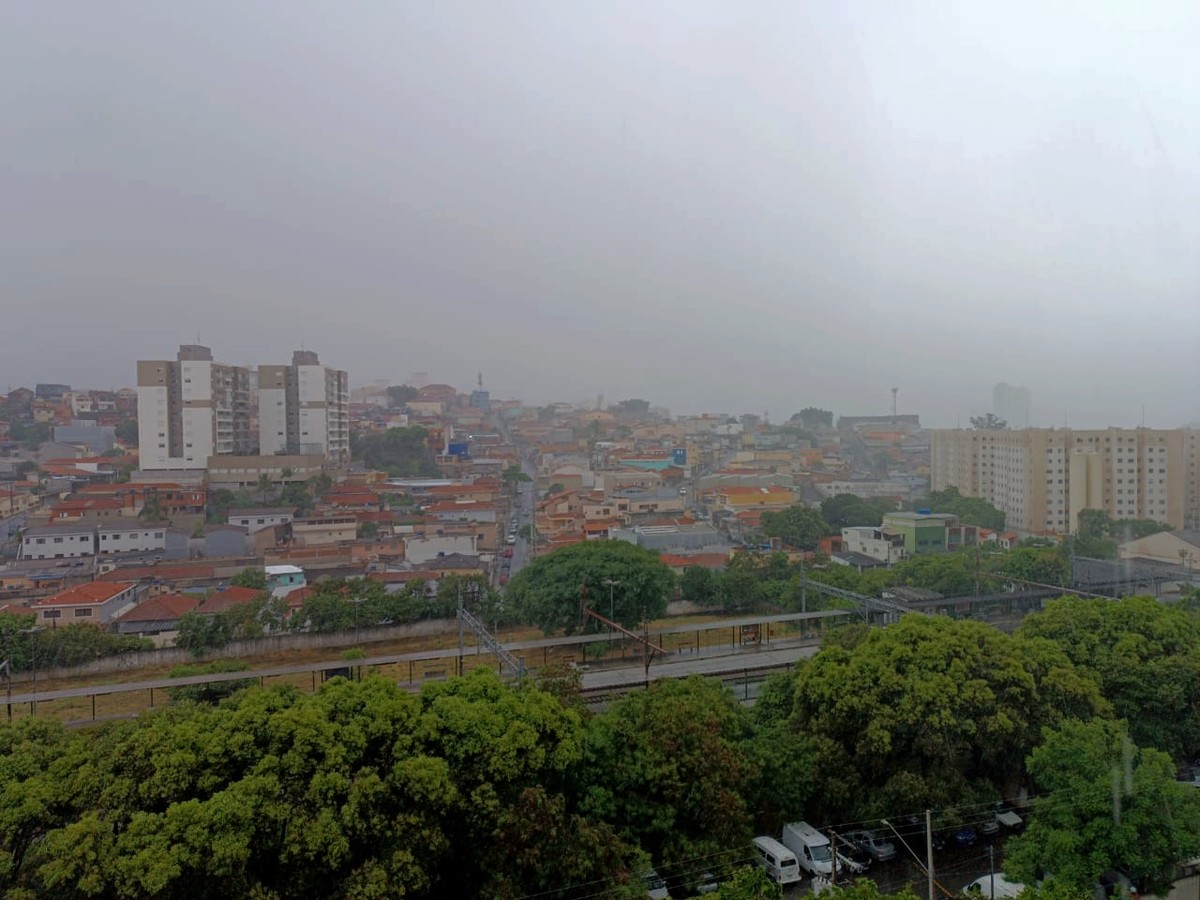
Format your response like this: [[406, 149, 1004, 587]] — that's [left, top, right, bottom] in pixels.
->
[[228, 509, 295, 535], [137, 347, 252, 471], [841, 526, 907, 565], [22, 526, 97, 560], [257, 352, 349, 464], [97, 524, 168, 555]]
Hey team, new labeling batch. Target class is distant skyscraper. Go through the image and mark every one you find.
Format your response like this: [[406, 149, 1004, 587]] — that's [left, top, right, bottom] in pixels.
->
[[993, 383, 1032, 428], [258, 350, 350, 464], [137, 345, 253, 470]]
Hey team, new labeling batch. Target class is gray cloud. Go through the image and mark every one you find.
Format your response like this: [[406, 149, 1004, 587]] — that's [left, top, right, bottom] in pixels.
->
[[3, 1, 1198, 426]]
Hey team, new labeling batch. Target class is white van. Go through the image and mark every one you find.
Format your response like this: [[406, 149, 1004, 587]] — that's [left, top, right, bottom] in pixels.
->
[[963, 873, 1025, 899], [752, 836, 801, 885], [782, 821, 837, 877]]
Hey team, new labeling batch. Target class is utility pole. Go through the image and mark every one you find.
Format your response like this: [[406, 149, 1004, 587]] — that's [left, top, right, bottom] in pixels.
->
[[457, 584, 464, 677], [830, 831, 839, 884], [926, 809, 935, 900], [603, 578, 620, 636], [988, 844, 996, 900]]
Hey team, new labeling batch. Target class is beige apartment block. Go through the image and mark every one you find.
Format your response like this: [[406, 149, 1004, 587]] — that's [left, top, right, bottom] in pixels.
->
[[258, 350, 349, 465], [930, 427, 1200, 534], [137, 345, 253, 471]]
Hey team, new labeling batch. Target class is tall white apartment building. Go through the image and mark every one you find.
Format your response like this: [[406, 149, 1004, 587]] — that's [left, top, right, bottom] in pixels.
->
[[931, 427, 1200, 534], [258, 350, 350, 464], [137, 346, 253, 470]]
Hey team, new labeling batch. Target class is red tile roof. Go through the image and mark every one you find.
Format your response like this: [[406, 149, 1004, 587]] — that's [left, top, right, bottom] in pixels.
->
[[118, 593, 199, 622], [659, 553, 730, 570], [35, 582, 135, 607], [196, 586, 264, 615]]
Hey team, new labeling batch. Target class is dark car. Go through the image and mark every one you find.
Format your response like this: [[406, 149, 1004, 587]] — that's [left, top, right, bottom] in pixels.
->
[[952, 826, 978, 848]]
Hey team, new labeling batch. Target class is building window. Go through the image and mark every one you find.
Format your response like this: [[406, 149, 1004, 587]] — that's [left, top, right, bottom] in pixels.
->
[[74, 608, 93, 618], [42, 610, 61, 619], [53, 537, 63, 544]]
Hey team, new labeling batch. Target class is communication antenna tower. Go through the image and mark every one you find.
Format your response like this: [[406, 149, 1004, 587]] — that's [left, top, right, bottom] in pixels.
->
[[891, 387, 898, 418]]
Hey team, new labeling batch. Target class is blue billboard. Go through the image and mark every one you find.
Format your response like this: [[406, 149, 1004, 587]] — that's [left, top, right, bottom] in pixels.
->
[[671, 447, 687, 467]]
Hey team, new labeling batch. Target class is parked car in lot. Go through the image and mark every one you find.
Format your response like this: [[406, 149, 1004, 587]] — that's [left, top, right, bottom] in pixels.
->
[[503, 548, 513, 558], [644, 868, 669, 899], [952, 826, 978, 848], [844, 829, 896, 862]]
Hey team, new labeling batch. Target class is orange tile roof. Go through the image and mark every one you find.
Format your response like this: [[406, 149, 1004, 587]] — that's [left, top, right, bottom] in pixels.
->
[[36, 581, 136, 607]]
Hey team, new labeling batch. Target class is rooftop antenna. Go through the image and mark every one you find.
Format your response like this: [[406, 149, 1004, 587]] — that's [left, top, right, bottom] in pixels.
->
[[891, 387, 898, 418], [477, 371, 483, 390]]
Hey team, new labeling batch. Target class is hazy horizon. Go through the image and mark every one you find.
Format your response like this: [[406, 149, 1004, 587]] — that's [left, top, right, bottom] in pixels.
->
[[4, 2, 1199, 429]]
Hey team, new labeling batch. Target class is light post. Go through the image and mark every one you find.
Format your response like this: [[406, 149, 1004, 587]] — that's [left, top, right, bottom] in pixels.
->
[[602, 578, 620, 635]]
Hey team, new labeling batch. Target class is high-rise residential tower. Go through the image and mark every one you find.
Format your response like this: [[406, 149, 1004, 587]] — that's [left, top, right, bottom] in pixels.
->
[[137, 345, 253, 470], [258, 350, 350, 464]]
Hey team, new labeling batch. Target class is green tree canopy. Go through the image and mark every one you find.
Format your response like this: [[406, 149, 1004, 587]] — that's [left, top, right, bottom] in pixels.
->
[[679, 565, 720, 607], [918, 487, 1006, 531], [1005, 719, 1200, 895], [501, 465, 531, 484], [786, 615, 1105, 822], [114, 419, 139, 445], [1019, 595, 1200, 759], [230, 567, 266, 589], [0, 672, 647, 899], [386, 384, 419, 407], [581, 677, 755, 875], [792, 407, 834, 429], [759, 505, 831, 550], [504, 541, 676, 635], [820, 494, 896, 530], [351, 426, 439, 476]]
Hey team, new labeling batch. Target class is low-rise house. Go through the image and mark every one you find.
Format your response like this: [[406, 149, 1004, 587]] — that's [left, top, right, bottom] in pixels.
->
[[403, 533, 478, 565], [196, 585, 268, 615], [290, 514, 357, 547], [21, 524, 97, 560], [32, 581, 139, 625], [426, 500, 498, 524], [265, 565, 307, 598], [879, 512, 979, 555], [48, 497, 126, 523], [97, 521, 169, 556], [227, 508, 295, 535], [841, 526, 907, 565], [115, 593, 199, 636]]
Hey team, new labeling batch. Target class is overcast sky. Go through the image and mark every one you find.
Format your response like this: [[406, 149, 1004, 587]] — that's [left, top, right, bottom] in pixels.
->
[[4, 2, 1199, 427]]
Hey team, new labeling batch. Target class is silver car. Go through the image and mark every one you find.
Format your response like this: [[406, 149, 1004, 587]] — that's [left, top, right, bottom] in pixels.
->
[[844, 829, 897, 862]]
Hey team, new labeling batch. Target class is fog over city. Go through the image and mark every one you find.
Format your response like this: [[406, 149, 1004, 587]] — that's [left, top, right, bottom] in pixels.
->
[[4, 1, 1199, 427]]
